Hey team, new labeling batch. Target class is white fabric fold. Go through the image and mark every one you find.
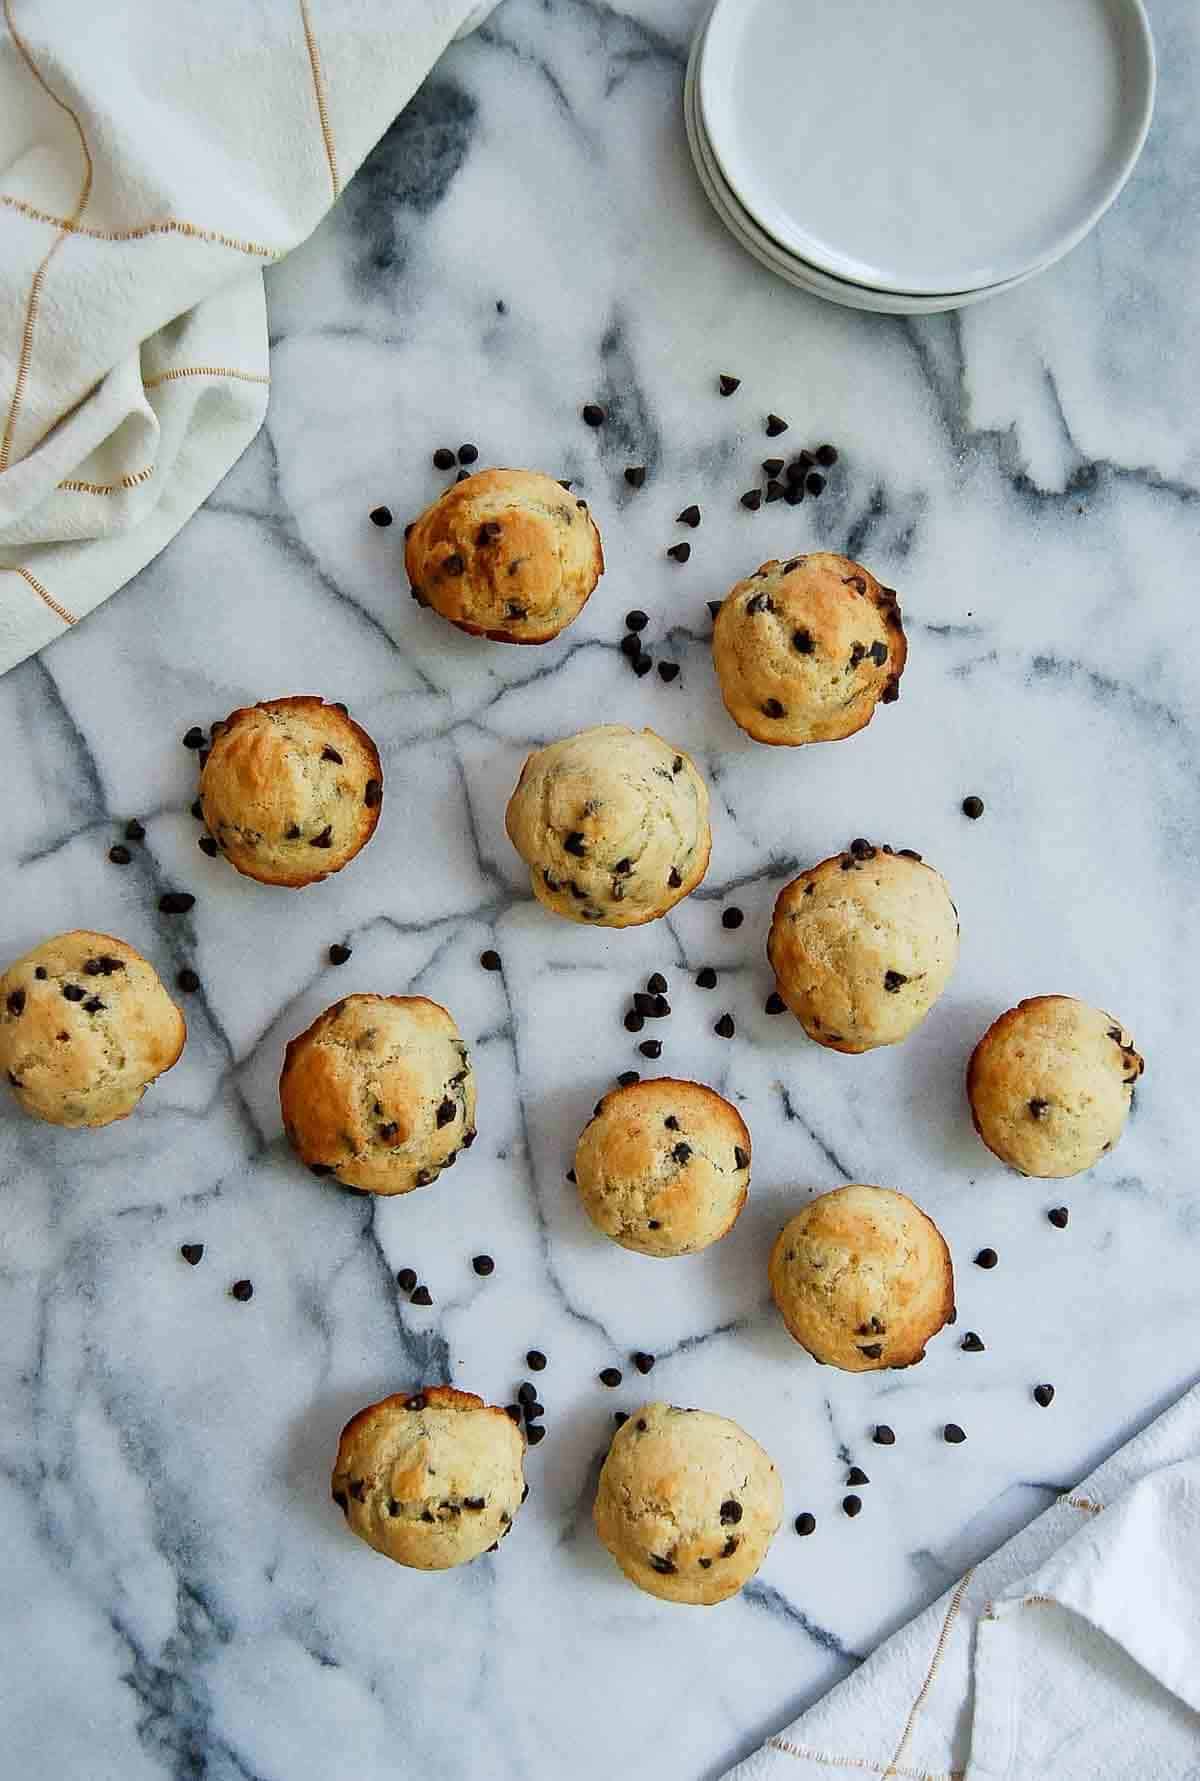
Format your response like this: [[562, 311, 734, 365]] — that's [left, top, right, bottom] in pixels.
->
[[0, 0, 491, 674]]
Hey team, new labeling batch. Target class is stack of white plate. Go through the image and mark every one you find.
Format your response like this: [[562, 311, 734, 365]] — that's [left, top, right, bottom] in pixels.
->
[[685, 0, 1155, 315]]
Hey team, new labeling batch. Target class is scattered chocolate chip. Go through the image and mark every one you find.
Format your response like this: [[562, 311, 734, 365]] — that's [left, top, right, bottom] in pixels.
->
[[180, 1243, 204, 1266], [722, 906, 744, 929], [1033, 1383, 1055, 1407], [633, 653, 653, 677], [805, 472, 826, 496], [624, 465, 646, 489], [410, 1285, 433, 1306], [764, 480, 784, 502], [617, 1070, 640, 1088], [975, 1248, 998, 1269], [599, 1367, 622, 1388], [718, 374, 740, 395], [943, 1423, 967, 1444], [961, 1332, 985, 1352], [430, 446, 459, 471], [792, 627, 815, 654], [708, 600, 723, 621], [765, 413, 788, 436], [457, 443, 479, 466], [231, 1280, 253, 1301], [198, 835, 219, 857], [624, 1010, 645, 1032], [815, 444, 838, 467], [658, 661, 680, 682], [582, 403, 606, 427], [619, 633, 642, 661], [504, 1404, 521, 1424], [1048, 1206, 1069, 1229], [765, 991, 787, 1016], [324, 943, 353, 970], [630, 1352, 654, 1378], [873, 1425, 896, 1446], [526, 1424, 546, 1446], [369, 506, 392, 527], [714, 1013, 735, 1039], [962, 795, 984, 820], [124, 818, 146, 842], [182, 726, 206, 750], [739, 488, 762, 511], [846, 1466, 870, 1487], [676, 505, 701, 529], [784, 483, 804, 506], [6, 990, 25, 1016], [159, 892, 195, 915], [108, 845, 132, 866], [794, 1512, 817, 1536], [639, 1039, 662, 1059], [696, 967, 717, 989], [843, 1494, 862, 1518], [667, 542, 691, 563]]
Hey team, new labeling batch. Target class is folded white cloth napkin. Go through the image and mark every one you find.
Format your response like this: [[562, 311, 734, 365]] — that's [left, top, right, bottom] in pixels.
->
[[725, 1382, 1200, 1781], [0, 0, 491, 676]]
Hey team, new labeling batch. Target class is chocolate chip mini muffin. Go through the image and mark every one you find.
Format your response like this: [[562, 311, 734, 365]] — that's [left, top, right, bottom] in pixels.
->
[[198, 696, 383, 887], [711, 552, 906, 745], [769, 1184, 954, 1371], [574, 1078, 750, 1256], [768, 843, 958, 1052], [0, 930, 185, 1128], [505, 724, 710, 926], [967, 995, 1143, 1178], [765, 1189, 954, 1367], [280, 994, 475, 1194], [593, 1402, 782, 1605], [332, 1386, 525, 1569], [405, 467, 604, 644]]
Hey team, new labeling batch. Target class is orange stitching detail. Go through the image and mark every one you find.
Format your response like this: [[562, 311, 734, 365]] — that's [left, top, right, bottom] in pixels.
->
[[882, 1569, 973, 1779], [4, 564, 77, 626], [1, 0, 95, 472], [0, 194, 282, 259], [1061, 1494, 1103, 1514], [57, 465, 155, 494], [141, 366, 269, 390], [768, 1739, 963, 1779], [298, 0, 340, 198]]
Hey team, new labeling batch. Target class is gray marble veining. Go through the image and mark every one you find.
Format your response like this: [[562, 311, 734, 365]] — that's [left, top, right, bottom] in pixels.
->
[[2, 3, 1198, 1777]]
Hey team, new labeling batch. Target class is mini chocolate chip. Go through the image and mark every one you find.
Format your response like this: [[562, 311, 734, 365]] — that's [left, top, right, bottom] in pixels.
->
[[696, 967, 717, 989], [526, 1424, 546, 1446], [525, 1350, 547, 1373], [566, 1169, 576, 1182], [624, 465, 647, 488], [564, 831, 587, 857], [846, 1467, 870, 1487], [458, 443, 479, 465], [638, 1040, 662, 1059], [377, 1121, 399, 1142], [182, 726, 206, 749], [794, 1512, 817, 1535], [433, 447, 456, 469], [61, 984, 85, 1002], [666, 542, 691, 563], [523, 1402, 545, 1422], [394, 1268, 418, 1292], [159, 892, 195, 914], [943, 1423, 967, 1444], [632, 1352, 654, 1375], [1048, 1206, 1069, 1228], [740, 489, 762, 511], [714, 1013, 735, 1039], [599, 1367, 622, 1388], [464, 1496, 486, 1510], [582, 403, 606, 427], [108, 845, 132, 865], [1029, 1098, 1050, 1120], [285, 825, 302, 840], [814, 443, 837, 467], [762, 458, 785, 478], [734, 1146, 749, 1170], [883, 970, 908, 993], [671, 1142, 692, 1165], [873, 1424, 896, 1445], [647, 1220, 661, 1230], [625, 1010, 645, 1032], [650, 1555, 676, 1574], [436, 1098, 456, 1129], [961, 1332, 985, 1352], [361, 780, 382, 813], [792, 628, 815, 654], [843, 1495, 862, 1517], [869, 640, 889, 666], [765, 413, 788, 436], [962, 795, 985, 819], [722, 906, 744, 929], [618, 1070, 640, 1086], [762, 698, 785, 718], [975, 1248, 998, 1269], [321, 746, 344, 765], [410, 1285, 433, 1306], [633, 653, 653, 677], [124, 818, 146, 842], [708, 600, 723, 621], [673, 755, 684, 773], [369, 506, 392, 527], [231, 1280, 253, 1301], [765, 992, 787, 1015], [667, 867, 683, 888], [784, 483, 804, 505], [676, 505, 701, 530], [805, 472, 826, 496], [718, 373, 740, 395], [658, 662, 680, 682], [764, 479, 784, 502], [504, 1404, 522, 1423], [1033, 1383, 1055, 1407], [198, 836, 219, 857], [82, 997, 105, 1014], [613, 1410, 629, 1427], [6, 990, 25, 1016], [720, 1499, 743, 1525], [310, 827, 334, 850], [858, 1343, 883, 1359], [619, 633, 642, 660], [180, 1243, 204, 1265], [327, 943, 353, 969]]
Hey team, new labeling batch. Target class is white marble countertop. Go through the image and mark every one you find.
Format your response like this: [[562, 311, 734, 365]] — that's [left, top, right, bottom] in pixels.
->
[[3, 3, 1199, 1777]]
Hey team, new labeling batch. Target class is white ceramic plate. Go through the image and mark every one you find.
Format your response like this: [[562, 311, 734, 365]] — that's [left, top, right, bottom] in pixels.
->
[[684, 23, 1036, 314], [698, 0, 1155, 296]]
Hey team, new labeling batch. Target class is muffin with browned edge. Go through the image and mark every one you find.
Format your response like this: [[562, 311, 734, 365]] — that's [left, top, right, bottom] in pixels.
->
[[712, 551, 906, 744], [967, 995, 1143, 1178], [768, 842, 958, 1052], [574, 1077, 750, 1255], [405, 467, 603, 643], [769, 1184, 954, 1371], [0, 930, 185, 1128], [199, 696, 382, 887], [332, 1386, 525, 1569], [281, 994, 475, 1193]]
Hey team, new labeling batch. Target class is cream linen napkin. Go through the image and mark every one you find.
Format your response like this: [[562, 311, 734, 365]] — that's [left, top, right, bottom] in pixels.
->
[[725, 1382, 1200, 1781], [0, 0, 492, 675]]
